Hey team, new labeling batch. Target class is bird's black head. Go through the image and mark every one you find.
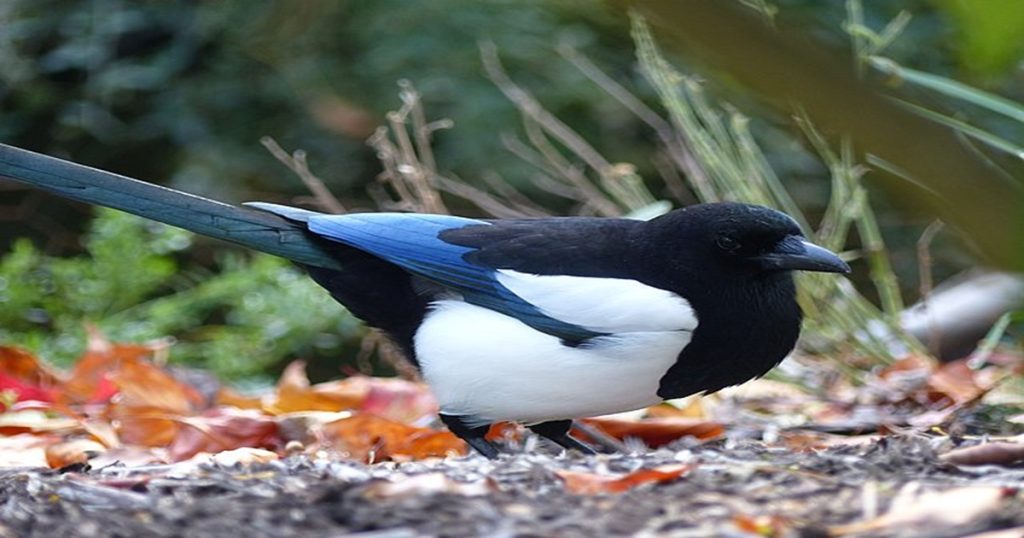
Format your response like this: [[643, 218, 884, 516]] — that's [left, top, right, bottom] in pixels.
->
[[649, 202, 850, 278]]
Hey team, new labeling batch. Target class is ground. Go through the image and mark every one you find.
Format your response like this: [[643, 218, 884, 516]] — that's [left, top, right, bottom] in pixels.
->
[[1, 435, 1022, 538]]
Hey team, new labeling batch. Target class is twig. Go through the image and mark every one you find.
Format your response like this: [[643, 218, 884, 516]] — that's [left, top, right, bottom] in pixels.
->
[[260, 137, 346, 214], [916, 220, 946, 356], [480, 41, 623, 217]]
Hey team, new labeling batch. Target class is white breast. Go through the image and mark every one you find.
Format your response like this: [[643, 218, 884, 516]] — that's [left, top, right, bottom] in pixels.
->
[[415, 274, 697, 425]]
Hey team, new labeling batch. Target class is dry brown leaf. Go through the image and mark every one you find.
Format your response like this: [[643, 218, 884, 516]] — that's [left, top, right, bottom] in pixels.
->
[[0, 346, 62, 387], [829, 486, 1008, 536], [583, 416, 724, 447], [557, 464, 693, 495], [215, 386, 263, 410], [362, 473, 491, 500], [167, 408, 280, 461], [941, 442, 1024, 466], [268, 361, 368, 414], [732, 513, 790, 537], [44, 438, 106, 468], [321, 414, 466, 462], [358, 377, 438, 423], [59, 337, 157, 405], [927, 360, 986, 405], [108, 405, 180, 447], [109, 359, 203, 414], [879, 355, 936, 379]]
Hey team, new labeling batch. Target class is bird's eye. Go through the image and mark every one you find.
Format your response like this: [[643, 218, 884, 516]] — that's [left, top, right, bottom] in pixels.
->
[[716, 236, 741, 252]]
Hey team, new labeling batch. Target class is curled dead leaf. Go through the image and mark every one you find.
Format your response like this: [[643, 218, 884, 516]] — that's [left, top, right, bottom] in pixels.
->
[[829, 486, 1009, 536], [556, 464, 693, 495], [45, 438, 106, 469], [582, 416, 724, 447], [941, 442, 1024, 467]]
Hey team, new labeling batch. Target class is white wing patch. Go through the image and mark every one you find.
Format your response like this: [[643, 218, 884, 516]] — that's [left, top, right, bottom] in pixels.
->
[[495, 270, 698, 334]]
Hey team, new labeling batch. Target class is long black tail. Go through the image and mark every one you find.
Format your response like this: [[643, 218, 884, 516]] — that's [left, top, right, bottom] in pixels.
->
[[0, 143, 342, 271]]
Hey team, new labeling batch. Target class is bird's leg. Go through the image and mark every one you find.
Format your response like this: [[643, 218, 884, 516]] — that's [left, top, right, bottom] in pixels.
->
[[439, 413, 499, 459], [528, 420, 597, 455]]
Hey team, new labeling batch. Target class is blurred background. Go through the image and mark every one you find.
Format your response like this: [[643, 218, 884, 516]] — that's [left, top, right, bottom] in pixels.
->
[[0, 0, 1021, 384]]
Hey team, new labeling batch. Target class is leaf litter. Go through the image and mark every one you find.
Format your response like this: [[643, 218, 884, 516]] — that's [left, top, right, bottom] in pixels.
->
[[0, 336, 1023, 536]]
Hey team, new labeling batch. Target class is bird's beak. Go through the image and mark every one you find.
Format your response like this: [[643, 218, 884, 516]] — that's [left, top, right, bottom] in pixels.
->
[[755, 235, 851, 274]]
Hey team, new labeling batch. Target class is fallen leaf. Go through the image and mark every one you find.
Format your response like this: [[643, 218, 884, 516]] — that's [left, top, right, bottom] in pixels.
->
[[362, 473, 491, 500], [268, 362, 367, 414], [215, 386, 263, 410], [109, 359, 203, 414], [583, 416, 724, 447], [59, 336, 157, 405], [358, 377, 438, 424], [879, 355, 936, 379], [108, 405, 180, 447], [0, 347, 61, 406], [829, 486, 1008, 536], [167, 408, 281, 461], [557, 464, 693, 495], [928, 360, 985, 405], [940, 442, 1024, 466], [321, 414, 465, 462], [45, 438, 106, 468], [0, 346, 63, 386], [733, 513, 790, 537]]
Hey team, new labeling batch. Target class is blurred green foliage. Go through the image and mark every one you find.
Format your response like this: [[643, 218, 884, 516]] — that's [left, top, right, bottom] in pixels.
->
[[0, 208, 362, 381], [1, 1, 1021, 379]]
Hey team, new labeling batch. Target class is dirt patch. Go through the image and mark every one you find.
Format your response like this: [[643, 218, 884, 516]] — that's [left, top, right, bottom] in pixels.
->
[[1, 435, 1022, 538]]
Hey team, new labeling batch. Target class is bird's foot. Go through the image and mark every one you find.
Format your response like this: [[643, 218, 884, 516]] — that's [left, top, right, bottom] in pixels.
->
[[529, 419, 597, 455], [439, 413, 500, 459]]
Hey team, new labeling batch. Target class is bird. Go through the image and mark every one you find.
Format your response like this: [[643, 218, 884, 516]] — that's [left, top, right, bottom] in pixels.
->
[[0, 144, 850, 458]]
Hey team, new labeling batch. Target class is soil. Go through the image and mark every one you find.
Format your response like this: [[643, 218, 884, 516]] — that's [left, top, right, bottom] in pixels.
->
[[1, 435, 1022, 538]]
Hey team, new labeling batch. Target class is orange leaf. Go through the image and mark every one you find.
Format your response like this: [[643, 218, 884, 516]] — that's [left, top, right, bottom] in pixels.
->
[[583, 416, 724, 447], [269, 362, 368, 414], [45, 438, 106, 469], [108, 405, 180, 447], [59, 338, 156, 405], [928, 360, 984, 405], [0, 347, 61, 405], [321, 414, 465, 462], [0, 346, 62, 386], [215, 387, 264, 410], [879, 355, 936, 379], [109, 360, 203, 414], [358, 378, 438, 423], [168, 408, 280, 461], [557, 464, 693, 495]]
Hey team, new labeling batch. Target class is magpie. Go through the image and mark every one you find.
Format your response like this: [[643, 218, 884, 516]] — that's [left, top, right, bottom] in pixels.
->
[[244, 201, 850, 458], [0, 144, 850, 459]]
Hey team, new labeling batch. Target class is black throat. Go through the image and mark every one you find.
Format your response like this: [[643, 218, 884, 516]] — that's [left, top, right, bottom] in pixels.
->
[[655, 270, 802, 399]]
